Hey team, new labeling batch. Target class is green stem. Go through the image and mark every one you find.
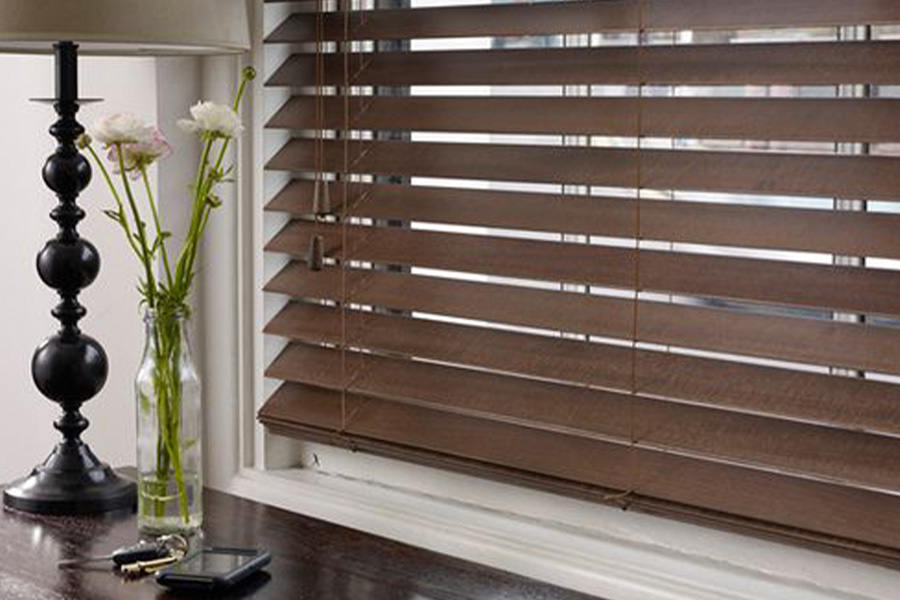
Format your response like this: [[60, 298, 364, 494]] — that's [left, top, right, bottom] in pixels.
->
[[153, 359, 171, 519], [142, 167, 174, 289], [197, 204, 213, 241], [183, 136, 231, 280], [85, 145, 143, 260], [151, 313, 190, 524], [165, 343, 189, 522], [116, 144, 157, 307], [233, 71, 251, 113], [174, 139, 214, 297]]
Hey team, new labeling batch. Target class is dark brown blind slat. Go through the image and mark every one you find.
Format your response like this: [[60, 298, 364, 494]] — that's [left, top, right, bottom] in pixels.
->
[[267, 139, 900, 202], [265, 271, 900, 438], [267, 96, 900, 144], [265, 302, 900, 429], [264, 266, 900, 375], [267, 180, 900, 258], [267, 0, 900, 42], [267, 1, 638, 42], [266, 342, 900, 490], [266, 221, 900, 317], [268, 43, 900, 87], [260, 384, 900, 553], [267, 301, 632, 390], [648, 0, 900, 31]]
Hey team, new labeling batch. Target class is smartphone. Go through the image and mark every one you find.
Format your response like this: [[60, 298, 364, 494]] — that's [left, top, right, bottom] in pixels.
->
[[156, 547, 271, 591]]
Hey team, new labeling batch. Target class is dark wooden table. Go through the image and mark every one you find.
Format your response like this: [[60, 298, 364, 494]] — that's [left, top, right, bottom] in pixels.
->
[[0, 482, 596, 599]]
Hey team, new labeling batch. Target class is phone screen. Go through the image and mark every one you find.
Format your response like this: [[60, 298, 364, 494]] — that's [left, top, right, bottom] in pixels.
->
[[168, 550, 257, 576]]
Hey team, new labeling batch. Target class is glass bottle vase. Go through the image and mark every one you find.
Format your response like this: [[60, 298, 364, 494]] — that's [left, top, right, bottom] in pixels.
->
[[135, 309, 202, 535]]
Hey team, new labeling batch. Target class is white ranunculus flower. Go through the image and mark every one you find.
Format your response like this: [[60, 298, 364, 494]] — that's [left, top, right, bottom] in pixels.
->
[[178, 101, 243, 139], [90, 113, 155, 146]]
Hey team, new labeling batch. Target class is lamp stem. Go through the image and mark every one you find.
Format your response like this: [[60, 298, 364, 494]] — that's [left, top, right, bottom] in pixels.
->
[[56, 41, 78, 103], [3, 41, 136, 515]]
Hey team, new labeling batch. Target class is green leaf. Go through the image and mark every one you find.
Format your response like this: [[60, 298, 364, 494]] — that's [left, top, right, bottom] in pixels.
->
[[103, 209, 121, 223], [139, 391, 151, 415]]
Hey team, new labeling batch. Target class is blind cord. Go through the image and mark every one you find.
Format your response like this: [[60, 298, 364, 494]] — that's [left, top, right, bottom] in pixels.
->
[[608, 1, 646, 511], [339, 0, 352, 435]]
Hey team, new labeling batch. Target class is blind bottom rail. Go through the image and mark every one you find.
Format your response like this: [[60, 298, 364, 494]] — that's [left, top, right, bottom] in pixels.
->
[[259, 383, 900, 568]]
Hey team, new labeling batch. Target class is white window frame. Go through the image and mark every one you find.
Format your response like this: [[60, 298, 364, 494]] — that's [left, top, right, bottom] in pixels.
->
[[192, 2, 900, 598]]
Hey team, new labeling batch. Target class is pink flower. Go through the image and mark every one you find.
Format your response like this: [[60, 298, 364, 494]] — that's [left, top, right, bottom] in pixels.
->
[[107, 128, 172, 179]]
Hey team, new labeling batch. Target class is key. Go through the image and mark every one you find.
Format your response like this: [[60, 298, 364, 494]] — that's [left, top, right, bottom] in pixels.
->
[[58, 541, 168, 568], [57, 534, 188, 569], [120, 553, 183, 577]]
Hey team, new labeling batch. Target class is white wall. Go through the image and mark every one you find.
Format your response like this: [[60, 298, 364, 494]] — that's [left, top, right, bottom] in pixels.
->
[[0, 55, 157, 483]]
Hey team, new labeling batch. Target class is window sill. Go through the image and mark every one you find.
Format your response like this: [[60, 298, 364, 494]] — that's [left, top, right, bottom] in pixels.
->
[[221, 447, 899, 600]]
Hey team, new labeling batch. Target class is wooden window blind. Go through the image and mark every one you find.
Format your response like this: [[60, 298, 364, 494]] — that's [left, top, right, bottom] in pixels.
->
[[260, 0, 900, 563]]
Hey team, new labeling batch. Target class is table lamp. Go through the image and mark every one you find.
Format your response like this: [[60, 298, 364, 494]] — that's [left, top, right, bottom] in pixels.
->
[[1, 0, 250, 515]]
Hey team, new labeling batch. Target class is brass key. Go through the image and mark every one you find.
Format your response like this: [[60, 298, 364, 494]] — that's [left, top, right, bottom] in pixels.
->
[[120, 552, 184, 577]]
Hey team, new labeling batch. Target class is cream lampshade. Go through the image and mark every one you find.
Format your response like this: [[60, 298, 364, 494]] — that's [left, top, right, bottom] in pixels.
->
[[0, 0, 249, 54], [1, 0, 250, 516]]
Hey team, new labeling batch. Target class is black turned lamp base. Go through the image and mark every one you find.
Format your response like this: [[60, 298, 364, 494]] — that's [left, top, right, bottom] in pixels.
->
[[3, 442, 135, 515], [5, 41, 131, 516]]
